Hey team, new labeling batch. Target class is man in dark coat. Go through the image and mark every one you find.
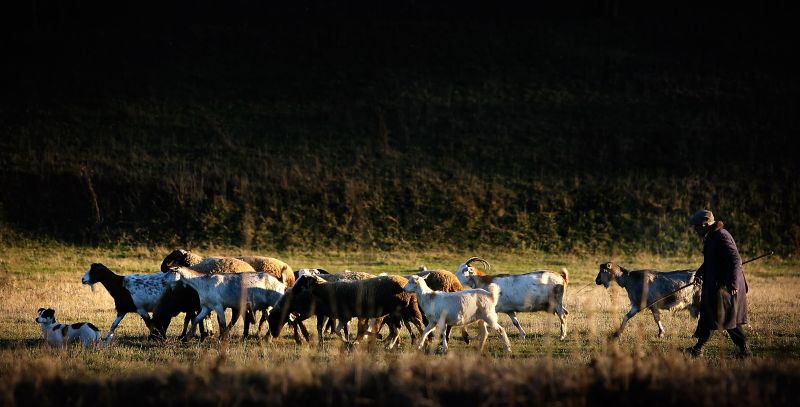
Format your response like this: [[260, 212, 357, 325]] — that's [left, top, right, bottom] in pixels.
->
[[684, 209, 751, 357]]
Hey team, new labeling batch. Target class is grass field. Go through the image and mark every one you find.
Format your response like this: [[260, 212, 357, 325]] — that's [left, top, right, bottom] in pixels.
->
[[2, 7, 799, 405], [1, 243, 798, 405]]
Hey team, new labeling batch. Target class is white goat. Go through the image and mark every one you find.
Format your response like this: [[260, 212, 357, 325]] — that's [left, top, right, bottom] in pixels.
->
[[456, 257, 569, 340], [403, 274, 511, 353], [35, 308, 104, 348], [170, 266, 285, 340], [81, 263, 176, 340]]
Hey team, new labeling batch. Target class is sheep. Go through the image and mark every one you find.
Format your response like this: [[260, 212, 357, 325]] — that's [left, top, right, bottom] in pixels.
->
[[169, 266, 286, 341], [35, 308, 103, 348], [268, 274, 422, 349], [153, 249, 299, 340], [314, 269, 375, 283], [403, 274, 511, 353], [357, 283, 428, 345], [293, 268, 376, 340], [232, 256, 295, 337], [456, 257, 570, 340], [81, 263, 176, 341], [151, 251, 257, 340], [297, 268, 426, 344], [408, 267, 465, 292], [236, 256, 295, 287], [595, 261, 700, 338], [160, 249, 204, 269]]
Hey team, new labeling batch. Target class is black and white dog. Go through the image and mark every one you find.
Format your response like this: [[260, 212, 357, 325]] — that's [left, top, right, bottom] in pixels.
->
[[35, 308, 103, 348]]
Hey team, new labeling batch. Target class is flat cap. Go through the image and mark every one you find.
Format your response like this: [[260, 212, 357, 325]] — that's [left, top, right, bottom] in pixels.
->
[[689, 209, 715, 226]]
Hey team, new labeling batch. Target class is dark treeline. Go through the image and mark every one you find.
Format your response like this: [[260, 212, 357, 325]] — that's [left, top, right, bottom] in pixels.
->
[[1, 2, 797, 255]]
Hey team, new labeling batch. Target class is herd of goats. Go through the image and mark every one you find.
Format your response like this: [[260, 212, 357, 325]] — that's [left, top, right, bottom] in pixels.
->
[[35, 250, 702, 353]]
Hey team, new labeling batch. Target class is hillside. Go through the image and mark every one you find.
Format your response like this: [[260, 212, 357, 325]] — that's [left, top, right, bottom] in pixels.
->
[[1, 5, 797, 255]]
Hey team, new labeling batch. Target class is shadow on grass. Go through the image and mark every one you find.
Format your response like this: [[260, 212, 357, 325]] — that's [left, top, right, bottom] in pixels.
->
[[0, 338, 44, 349]]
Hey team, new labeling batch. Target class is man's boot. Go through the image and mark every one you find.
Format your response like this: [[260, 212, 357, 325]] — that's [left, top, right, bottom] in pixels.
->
[[736, 344, 753, 359], [681, 345, 704, 357]]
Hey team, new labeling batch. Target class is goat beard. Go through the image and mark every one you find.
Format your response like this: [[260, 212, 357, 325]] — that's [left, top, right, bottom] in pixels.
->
[[90, 283, 96, 292]]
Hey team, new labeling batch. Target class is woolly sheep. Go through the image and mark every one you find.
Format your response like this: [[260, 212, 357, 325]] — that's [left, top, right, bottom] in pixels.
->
[[237, 256, 295, 287], [160, 249, 295, 285], [232, 255, 295, 337]]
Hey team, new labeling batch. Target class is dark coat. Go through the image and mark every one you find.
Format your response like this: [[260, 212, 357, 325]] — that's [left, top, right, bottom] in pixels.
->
[[695, 221, 748, 334]]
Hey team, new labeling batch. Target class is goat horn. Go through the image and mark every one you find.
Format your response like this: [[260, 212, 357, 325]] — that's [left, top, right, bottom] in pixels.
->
[[464, 257, 491, 272]]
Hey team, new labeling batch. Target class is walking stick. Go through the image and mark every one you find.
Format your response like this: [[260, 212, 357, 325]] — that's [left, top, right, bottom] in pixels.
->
[[634, 251, 773, 315], [572, 281, 596, 297]]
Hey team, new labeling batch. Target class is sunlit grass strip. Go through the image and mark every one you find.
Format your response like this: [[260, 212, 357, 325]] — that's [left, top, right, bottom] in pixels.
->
[[2, 350, 799, 406]]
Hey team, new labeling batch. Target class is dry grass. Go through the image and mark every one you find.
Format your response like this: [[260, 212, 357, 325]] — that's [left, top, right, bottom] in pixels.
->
[[0, 243, 798, 405]]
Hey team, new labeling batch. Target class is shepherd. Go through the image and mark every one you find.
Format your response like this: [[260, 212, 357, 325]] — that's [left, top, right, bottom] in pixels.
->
[[683, 209, 752, 358]]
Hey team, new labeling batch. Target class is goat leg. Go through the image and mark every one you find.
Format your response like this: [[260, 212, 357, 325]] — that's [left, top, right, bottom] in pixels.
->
[[105, 313, 126, 341], [296, 318, 310, 342], [613, 308, 639, 339]]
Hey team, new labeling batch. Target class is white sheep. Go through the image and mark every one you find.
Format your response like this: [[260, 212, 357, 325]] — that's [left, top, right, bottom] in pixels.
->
[[35, 308, 104, 348], [169, 266, 286, 341], [81, 263, 176, 341], [403, 274, 512, 354], [456, 257, 570, 340]]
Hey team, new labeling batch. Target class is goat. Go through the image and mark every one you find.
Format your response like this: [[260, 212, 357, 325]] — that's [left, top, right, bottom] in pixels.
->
[[595, 261, 700, 338], [35, 308, 103, 348], [403, 274, 511, 353], [81, 263, 175, 341], [456, 257, 569, 340], [169, 266, 286, 341], [391, 268, 470, 344]]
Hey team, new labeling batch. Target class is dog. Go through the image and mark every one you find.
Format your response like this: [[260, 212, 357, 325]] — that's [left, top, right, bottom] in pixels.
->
[[35, 308, 103, 348]]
